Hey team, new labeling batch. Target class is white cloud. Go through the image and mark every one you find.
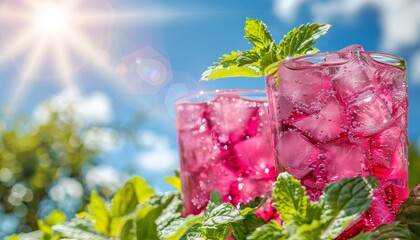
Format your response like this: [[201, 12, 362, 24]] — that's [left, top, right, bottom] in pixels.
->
[[274, 0, 308, 22], [85, 166, 129, 196], [274, 0, 420, 52], [411, 50, 420, 83], [136, 131, 178, 171], [33, 87, 113, 126], [83, 127, 122, 152]]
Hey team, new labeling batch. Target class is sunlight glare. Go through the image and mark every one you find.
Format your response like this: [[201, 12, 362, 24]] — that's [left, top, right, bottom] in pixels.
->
[[33, 3, 73, 36]]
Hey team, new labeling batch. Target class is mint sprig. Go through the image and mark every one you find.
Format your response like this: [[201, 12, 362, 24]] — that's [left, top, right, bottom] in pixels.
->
[[201, 18, 331, 80], [250, 173, 378, 240]]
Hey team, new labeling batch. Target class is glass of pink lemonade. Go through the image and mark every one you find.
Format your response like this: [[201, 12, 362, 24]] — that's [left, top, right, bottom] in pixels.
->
[[265, 45, 408, 238], [175, 90, 276, 219]]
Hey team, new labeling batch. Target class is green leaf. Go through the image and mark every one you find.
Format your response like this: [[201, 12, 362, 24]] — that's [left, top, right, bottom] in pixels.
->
[[289, 220, 322, 240], [164, 176, 182, 190], [278, 23, 331, 58], [52, 219, 109, 240], [244, 18, 274, 50], [319, 176, 378, 239], [248, 221, 286, 240], [88, 191, 110, 235], [203, 191, 223, 219], [201, 64, 262, 80], [45, 210, 67, 226], [200, 203, 244, 239], [232, 214, 266, 240], [131, 176, 155, 204], [159, 215, 201, 240], [272, 172, 310, 224], [239, 194, 269, 216], [181, 223, 203, 240], [4, 235, 20, 240], [396, 186, 420, 239], [369, 222, 411, 240], [111, 180, 138, 218]]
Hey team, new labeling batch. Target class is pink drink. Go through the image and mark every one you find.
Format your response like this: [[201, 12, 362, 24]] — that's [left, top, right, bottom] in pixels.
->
[[265, 46, 408, 239], [176, 90, 276, 219]]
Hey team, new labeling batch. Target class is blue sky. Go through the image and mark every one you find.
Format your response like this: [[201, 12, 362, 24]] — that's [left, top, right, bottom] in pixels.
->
[[1, 0, 419, 191]]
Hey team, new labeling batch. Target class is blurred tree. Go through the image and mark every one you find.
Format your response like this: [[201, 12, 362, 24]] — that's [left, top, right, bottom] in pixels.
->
[[0, 111, 99, 234], [409, 144, 420, 189]]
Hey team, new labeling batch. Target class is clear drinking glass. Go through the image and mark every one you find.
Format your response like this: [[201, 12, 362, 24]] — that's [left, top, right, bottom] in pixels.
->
[[265, 46, 408, 238], [175, 90, 276, 220]]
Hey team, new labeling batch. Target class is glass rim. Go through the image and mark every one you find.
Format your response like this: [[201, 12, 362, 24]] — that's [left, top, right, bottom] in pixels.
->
[[175, 89, 267, 104], [280, 50, 406, 70]]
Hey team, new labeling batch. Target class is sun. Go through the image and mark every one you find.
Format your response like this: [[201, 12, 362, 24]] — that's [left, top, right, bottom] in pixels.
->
[[33, 2, 73, 37], [0, 0, 179, 114]]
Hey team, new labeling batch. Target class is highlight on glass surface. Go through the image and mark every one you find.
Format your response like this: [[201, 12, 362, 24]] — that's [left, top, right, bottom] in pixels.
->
[[175, 90, 277, 220], [265, 45, 408, 238]]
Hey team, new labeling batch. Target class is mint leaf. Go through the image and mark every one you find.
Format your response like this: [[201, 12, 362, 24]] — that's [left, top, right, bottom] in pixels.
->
[[200, 203, 243, 239], [52, 219, 108, 240], [164, 176, 182, 190], [232, 214, 266, 240], [88, 191, 109, 235], [131, 176, 155, 204], [369, 222, 411, 240], [319, 176, 378, 239], [111, 180, 138, 218], [273, 172, 310, 224], [289, 220, 322, 240], [248, 221, 286, 240], [396, 186, 420, 238], [201, 64, 261, 80], [244, 18, 274, 50], [201, 19, 330, 80], [278, 23, 331, 59], [159, 215, 201, 240]]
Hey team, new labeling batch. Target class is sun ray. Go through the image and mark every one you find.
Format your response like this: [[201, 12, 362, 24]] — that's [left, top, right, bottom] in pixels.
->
[[0, 6, 30, 22], [52, 38, 75, 88], [75, 9, 180, 25], [0, 28, 36, 66], [7, 38, 48, 115], [65, 29, 118, 78]]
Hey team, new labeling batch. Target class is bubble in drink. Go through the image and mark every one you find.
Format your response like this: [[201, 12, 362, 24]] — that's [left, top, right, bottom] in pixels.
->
[[176, 91, 276, 217], [266, 46, 408, 238]]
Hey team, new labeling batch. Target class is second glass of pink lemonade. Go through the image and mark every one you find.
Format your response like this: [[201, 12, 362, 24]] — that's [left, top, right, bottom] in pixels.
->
[[265, 46, 408, 238], [176, 90, 277, 220]]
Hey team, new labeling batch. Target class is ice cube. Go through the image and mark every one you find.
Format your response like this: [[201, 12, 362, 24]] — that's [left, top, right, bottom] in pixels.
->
[[178, 129, 221, 172], [176, 102, 208, 131], [207, 94, 257, 144], [277, 64, 331, 111], [376, 65, 407, 110], [322, 139, 368, 181], [366, 192, 395, 227], [276, 129, 320, 178], [339, 44, 364, 52], [229, 177, 274, 207], [369, 126, 402, 178], [332, 54, 376, 100], [347, 91, 392, 136], [233, 136, 276, 179], [293, 97, 345, 142], [182, 163, 238, 215]]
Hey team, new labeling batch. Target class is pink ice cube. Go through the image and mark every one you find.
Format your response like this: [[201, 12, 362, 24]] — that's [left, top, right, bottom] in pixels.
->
[[229, 178, 274, 207], [176, 102, 208, 131], [376, 65, 407, 109], [293, 97, 345, 142], [276, 129, 320, 178], [347, 91, 392, 136], [182, 163, 237, 215], [207, 94, 257, 143], [369, 126, 402, 178], [277, 64, 330, 111], [332, 55, 376, 100], [322, 139, 368, 181], [366, 192, 395, 228], [233, 136, 276, 179], [178, 129, 220, 172]]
